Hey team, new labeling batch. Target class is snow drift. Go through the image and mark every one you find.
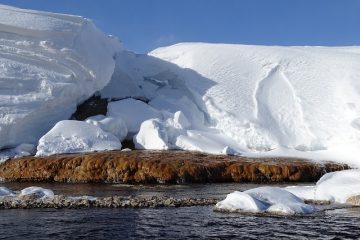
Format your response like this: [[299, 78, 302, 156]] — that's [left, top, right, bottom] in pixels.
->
[[0, 4, 360, 168], [0, 4, 121, 150], [150, 43, 360, 162]]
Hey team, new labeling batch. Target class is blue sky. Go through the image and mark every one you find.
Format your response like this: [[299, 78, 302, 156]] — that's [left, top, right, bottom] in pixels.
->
[[1, 0, 360, 53]]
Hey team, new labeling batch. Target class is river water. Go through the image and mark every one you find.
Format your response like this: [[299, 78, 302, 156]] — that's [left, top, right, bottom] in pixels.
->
[[1, 183, 359, 239]]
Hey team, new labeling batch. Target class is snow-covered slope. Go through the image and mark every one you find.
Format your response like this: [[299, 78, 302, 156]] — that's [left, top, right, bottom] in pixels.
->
[[1, 4, 360, 168], [0, 4, 121, 149], [150, 43, 360, 166]]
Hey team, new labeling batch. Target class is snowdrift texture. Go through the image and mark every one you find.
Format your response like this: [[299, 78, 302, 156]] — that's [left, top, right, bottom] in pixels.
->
[[0, 4, 121, 149], [0, 4, 360, 168], [216, 169, 360, 214], [149, 43, 360, 166]]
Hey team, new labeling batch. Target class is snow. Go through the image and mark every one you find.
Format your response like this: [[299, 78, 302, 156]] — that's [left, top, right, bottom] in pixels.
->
[[150, 43, 360, 166], [107, 98, 161, 136], [287, 169, 360, 203], [19, 186, 54, 198], [215, 187, 315, 214], [36, 120, 121, 156], [0, 187, 15, 196], [0, 4, 360, 167], [134, 119, 169, 150], [85, 115, 127, 142], [0, 4, 121, 150], [218, 169, 360, 215]]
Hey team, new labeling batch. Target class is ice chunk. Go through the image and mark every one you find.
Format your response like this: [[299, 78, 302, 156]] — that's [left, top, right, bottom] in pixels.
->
[[86, 115, 127, 142], [134, 119, 169, 150], [36, 120, 121, 156], [215, 191, 267, 213], [215, 187, 315, 214], [19, 187, 54, 198], [107, 99, 161, 136], [175, 130, 242, 154]]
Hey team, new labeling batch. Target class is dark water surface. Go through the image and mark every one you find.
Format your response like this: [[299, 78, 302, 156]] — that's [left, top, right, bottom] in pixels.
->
[[1, 183, 359, 239]]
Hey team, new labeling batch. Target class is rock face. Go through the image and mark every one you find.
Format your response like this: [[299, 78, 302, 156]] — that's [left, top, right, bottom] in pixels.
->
[[0, 151, 349, 184]]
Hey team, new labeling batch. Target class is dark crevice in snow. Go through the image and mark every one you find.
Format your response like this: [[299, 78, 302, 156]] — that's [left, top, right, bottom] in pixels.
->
[[70, 95, 108, 121], [71, 94, 151, 121]]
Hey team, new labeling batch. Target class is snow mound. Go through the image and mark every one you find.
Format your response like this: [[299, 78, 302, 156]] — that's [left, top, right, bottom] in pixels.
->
[[85, 115, 128, 142], [287, 169, 360, 203], [107, 98, 161, 137], [150, 43, 360, 164], [134, 119, 169, 150], [0, 4, 121, 150], [36, 120, 121, 156], [215, 187, 315, 214], [219, 169, 360, 215], [19, 186, 54, 198], [0, 187, 15, 196]]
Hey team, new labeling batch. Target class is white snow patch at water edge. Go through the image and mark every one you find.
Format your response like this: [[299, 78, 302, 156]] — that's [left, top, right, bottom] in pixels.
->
[[286, 169, 360, 204], [19, 187, 54, 198], [215, 187, 315, 215], [218, 169, 360, 215]]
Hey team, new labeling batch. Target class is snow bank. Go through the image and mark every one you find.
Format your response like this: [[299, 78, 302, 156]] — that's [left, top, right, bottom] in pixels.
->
[[36, 120, 121, 156], [1, 4, 360, 164], [19, 186, 54, 198], [286, 169, 360, 203], [215, 187, 315, 214], [150, 43, 360, 166], [0, 4, 121, 150]]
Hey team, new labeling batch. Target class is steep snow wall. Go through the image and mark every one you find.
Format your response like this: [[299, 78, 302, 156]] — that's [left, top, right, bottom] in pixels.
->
[[150, 43, 360, 161], [0, 4, 121, 149]]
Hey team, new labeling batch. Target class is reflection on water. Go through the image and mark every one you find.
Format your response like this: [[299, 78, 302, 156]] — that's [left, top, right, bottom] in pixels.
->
[[0, 207, 359, 239], [0, 183, 359, 239], [1, 182, 299, 198]]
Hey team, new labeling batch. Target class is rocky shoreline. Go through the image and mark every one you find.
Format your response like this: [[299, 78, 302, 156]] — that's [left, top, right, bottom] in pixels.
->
[[0, 150, 349, 184], [0, 195, 219, 209]]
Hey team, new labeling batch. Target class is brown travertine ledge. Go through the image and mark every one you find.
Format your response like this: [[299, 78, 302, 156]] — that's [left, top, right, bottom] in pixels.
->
[[0, 150, 349, 184]]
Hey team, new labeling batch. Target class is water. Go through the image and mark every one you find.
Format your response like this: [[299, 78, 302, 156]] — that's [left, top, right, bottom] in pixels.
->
[[1, 183, 359, 239]]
